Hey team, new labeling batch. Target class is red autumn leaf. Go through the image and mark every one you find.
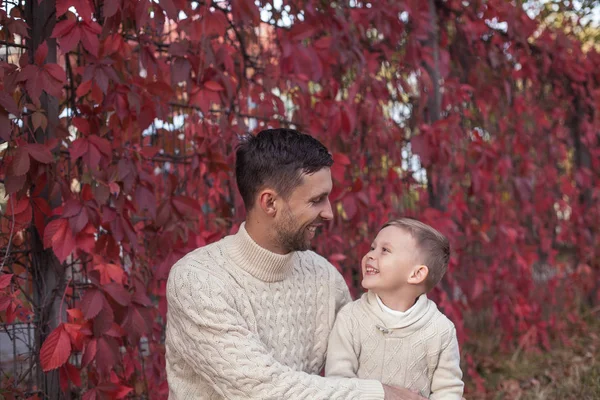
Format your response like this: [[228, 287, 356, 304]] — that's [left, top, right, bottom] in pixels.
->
[[47, 218, 76, 262], [96, 337, 118, 373], [102, 282, 131, 306], [329, 253, 347, 262], [26, 143, 54, 163], [66, 308, 84, 321], [88, 135, 112, 157], [82, 388, 99, 400], [114, 385, 133, 399], [40, 324, 72, 371], [0, 274, 13, 290], [159, 0, 179, 20], [0, 296, 12, 312], [123, 305, 151, 342], [4, 173, 25, 195], [0, 91, 20, 116], [76, 224, 97, 253], [80, 21, 102, 57], [34, 42, 48, 65], [231, 0, 260, 25], [0, 109, 12, 141], [81, 338, 97, 368], [43, 218, 62, 249], [4, 196, 28, 216], [80, 288, 105, 320], [132, 289, 153, 307], [93, 303, 115, 336], [73, 0, 94, 21], [61, 362, 82, 389], [203, 10, 228, 36], [44, 64, 67, 84], [75, 79, 92, 98], [204, 80, 224, 91], [104, 0, 121, 18], [332, 152, 351, 166], [134, 184, 157, 217], [94, 263, 125, 285], [172, 195, 202, 216], [11, 146, 30, 176], [69, 138, 89, 160]]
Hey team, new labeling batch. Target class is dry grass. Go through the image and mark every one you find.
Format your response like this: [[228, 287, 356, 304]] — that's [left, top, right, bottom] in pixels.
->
[[464, 308, 600, 400]]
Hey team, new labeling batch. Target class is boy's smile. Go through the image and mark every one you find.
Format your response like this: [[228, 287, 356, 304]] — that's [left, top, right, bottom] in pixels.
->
[[364, 263, 380, 275]]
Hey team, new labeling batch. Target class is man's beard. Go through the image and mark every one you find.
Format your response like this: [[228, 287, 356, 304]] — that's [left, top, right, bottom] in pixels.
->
[[274, 208, 313, 253]]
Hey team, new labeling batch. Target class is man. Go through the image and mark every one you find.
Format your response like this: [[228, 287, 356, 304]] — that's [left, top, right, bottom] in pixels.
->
[[165, 128, 426, 399]]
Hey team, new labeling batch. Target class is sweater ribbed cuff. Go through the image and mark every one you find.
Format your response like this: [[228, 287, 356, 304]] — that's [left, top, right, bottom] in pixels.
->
[[356, 379, 385, 400]]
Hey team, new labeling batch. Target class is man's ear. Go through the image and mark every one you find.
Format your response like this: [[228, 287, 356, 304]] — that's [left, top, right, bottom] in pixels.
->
[[408, 265, 429, 285], [258, 189, 278, 217]]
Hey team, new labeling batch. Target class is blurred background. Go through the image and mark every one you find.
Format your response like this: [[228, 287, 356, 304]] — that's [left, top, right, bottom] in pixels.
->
[[0, 0, 599, 398]]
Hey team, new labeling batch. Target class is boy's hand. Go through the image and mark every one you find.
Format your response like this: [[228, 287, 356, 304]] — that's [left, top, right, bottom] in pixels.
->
[[382, 385, 427, 400]]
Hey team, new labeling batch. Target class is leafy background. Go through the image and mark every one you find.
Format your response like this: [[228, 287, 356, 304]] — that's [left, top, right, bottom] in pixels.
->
[[0, 0, 599, 398]]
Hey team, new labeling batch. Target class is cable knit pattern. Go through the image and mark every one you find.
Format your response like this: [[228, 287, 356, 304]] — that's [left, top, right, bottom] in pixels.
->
[[326, 292, 464, 399], [165, 223, 384, 399]]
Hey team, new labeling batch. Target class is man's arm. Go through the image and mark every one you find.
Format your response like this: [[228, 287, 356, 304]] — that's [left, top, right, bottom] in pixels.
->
[[166, 264, 384, 400], [325, 305, 359, 378], [429, 328, 464, 400]]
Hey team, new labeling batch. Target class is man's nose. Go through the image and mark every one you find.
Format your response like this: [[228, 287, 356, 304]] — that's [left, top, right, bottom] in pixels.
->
[[320, 198, 334, 221]]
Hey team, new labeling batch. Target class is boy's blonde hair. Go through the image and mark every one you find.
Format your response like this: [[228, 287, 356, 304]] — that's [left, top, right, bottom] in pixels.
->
[[382, 218, 450, 291]]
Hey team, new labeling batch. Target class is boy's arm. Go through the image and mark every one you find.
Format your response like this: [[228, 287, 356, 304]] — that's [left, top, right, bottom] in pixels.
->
[[429, 328, 464, 400], [325, 305, 360, 378]]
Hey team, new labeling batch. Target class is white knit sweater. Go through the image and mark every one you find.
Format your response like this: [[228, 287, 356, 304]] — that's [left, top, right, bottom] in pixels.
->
[[165, 223, 385, 399], [326, 292, 464, 399]]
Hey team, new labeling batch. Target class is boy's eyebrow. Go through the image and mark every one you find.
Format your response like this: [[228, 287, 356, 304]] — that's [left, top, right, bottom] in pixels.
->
[[373, 240, 395, 249]]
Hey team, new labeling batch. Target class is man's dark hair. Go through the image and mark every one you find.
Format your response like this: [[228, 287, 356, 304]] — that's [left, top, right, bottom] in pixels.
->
[[235, 129, 333, 209]]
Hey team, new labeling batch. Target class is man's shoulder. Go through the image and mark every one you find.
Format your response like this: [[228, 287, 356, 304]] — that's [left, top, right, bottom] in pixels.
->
[[167, 239, 234, 292]]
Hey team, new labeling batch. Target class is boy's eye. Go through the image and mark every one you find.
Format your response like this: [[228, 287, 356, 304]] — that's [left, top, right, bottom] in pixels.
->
[[382, 247, 390, 253]]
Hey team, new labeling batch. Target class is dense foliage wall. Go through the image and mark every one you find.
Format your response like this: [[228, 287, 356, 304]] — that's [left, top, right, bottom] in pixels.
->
[[0, 0, 598, 397]]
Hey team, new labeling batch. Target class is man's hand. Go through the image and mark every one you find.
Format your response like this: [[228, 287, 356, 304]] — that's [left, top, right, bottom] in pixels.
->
[[382, 385, 427, 400]]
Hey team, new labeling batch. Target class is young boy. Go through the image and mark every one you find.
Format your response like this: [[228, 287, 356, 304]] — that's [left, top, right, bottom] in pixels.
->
[[325, 218, 464, 399]]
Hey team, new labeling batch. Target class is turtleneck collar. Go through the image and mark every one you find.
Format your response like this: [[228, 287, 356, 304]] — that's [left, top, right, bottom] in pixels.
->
[[225, 222, 296, 282], [361, 291, 435, 333]]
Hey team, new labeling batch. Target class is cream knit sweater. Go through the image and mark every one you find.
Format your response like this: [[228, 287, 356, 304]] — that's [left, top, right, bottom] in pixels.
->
[[326, 292, 464, 399], [165, 223, 385, 399]]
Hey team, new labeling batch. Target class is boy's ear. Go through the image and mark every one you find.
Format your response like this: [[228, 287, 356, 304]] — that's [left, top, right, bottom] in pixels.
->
[[258, 190, 278, 217], [408, 265, 429, 285]]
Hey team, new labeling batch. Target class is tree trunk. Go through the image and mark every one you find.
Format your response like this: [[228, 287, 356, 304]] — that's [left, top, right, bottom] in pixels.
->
[[424, 0, 449, 211], [25, 0, 65, 398]]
